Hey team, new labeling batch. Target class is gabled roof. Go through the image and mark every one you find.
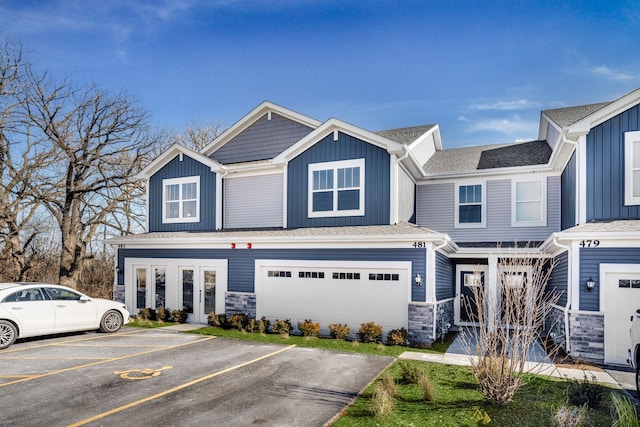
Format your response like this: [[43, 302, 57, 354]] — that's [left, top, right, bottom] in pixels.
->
[[136, 144, 225, 180], [201, 101, 322, 158], [542, 102, 611, 127], [423, 140, 552, 175], [375, 124, 438, 144], [543, 87, 640, 134], [272, 118, 407, 164]]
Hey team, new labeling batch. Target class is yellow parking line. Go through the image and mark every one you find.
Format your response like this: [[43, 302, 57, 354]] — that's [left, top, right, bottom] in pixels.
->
[[68, 344, 296, 427], [0, 329, 146, 355], [0, 356, 109, 361], [0, 336, 216, 388]]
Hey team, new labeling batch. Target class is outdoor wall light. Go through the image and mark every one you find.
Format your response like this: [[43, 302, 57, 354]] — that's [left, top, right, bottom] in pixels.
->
[[586, 277, 595, 291], [415, 273, 422, 287]]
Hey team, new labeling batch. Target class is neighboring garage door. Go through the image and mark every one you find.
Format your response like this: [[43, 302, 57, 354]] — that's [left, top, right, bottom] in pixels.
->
[[255, 260, 411, 335], [602, 265, 640, 365]]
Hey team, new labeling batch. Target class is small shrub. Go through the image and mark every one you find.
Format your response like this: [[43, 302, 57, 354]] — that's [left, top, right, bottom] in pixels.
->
[[248, 317, 270, 334], [229, 313, 249, 331], [271, 319, 293, 335], [567, 374, 604, 409], [553, 404, 587, 427], [379, 372, 399, 398], [370, 382, 395, 417], [386, 327, 408, 346], [610, 392, 639, 427], [298, 319, 320, 337], [358, 321, 383, 343], [418, 373, 436, 402], [170, 309, 189, 324], [329, 323, 351, 340], [156, 306, 171, 322], [399, 361, 424, 385], [208, 313, 230, 329], [137, 308, 156, 321]]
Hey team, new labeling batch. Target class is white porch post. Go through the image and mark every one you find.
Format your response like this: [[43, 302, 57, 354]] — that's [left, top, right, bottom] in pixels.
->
[[487, 254, 499, 331]]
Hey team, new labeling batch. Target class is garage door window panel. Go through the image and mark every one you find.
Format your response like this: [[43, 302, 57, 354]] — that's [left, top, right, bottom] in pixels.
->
[[309, 159, 365, 218]]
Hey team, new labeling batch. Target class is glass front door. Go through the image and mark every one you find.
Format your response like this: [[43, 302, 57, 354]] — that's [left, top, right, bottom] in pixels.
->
[[199, 269, 217, 324]]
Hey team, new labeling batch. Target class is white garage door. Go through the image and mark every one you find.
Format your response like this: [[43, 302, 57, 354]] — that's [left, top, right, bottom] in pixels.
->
[[604, 267, 640, 365], [255, 260, 410, 336]]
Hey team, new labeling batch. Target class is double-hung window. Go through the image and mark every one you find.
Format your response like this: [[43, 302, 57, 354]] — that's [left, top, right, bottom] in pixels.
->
[[162, 176, 200, 223], [512, 178, 546, 226], [455, 183, 485, 227], [308, 159, 365, 217], [625, 131, 640, 206]]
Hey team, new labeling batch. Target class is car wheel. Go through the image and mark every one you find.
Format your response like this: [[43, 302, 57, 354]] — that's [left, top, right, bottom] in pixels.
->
[[100, 310, 123, 333], [0, 320, 17, 349]]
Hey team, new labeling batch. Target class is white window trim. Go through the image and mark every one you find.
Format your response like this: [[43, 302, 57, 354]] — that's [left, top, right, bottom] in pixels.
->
[[511, 178, 547, 227], [625, 130, 640, 206], [454, 182, 486, 228], [162, 176, 200, 224], [308, 158, 365, 218]]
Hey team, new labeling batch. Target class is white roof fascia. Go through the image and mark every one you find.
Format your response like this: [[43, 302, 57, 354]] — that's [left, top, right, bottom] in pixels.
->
[[272, 118, 406, 165], [566, 88, 640, 135], [200, 101, 322, 156], [136, 143, 225, 180]]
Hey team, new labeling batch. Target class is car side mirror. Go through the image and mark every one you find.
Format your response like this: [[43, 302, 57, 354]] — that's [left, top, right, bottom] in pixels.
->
[[79, 296, 91, 303]]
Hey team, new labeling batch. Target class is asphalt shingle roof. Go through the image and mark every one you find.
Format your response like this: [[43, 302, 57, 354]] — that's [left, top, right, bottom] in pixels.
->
[[562, 219, 640, 233], [542, 102, 611, 127], [423, 140, 552, 174], [109, 222, 444, 244], [375, 125, 437, 144]]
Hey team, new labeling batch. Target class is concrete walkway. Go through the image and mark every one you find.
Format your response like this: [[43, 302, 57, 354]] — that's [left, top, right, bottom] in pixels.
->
[[399, 329, 620, 386]]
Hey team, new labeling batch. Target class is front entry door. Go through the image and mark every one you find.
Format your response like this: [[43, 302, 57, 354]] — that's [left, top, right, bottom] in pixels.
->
[[180, 267, 219, 324], [460, 271, 484, 322]]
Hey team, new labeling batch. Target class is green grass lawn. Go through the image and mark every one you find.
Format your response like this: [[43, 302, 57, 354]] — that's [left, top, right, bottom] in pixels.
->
[[125, 320, 453, 357], [125, 321, 624, 426]]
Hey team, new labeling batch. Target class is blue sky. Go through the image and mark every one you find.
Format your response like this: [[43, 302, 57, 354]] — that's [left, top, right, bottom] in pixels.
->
[[1, 0, 639, 148]]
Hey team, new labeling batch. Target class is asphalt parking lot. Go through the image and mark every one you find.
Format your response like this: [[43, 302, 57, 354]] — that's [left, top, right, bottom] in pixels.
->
[[0, 328, 393, 427]]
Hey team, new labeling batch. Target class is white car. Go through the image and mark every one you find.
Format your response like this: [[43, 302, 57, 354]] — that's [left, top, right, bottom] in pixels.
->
[[631, 308, 640, 397], [0, 283, 130, 349]]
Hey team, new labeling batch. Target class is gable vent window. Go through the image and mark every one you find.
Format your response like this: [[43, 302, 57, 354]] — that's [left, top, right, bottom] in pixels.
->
[[455, 183, 485, 227], [308, 159, 365, 218], [162, 176, 200, 224], [625, 131, 640, 206]]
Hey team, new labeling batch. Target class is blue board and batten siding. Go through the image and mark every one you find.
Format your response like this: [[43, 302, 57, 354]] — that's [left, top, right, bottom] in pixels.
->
[[210, 113, 314, 164], [561, 152, 577, 230], [586, 104, 640, 221], [118, 247, 427, 302], [286, 132, 391, 228], [435, 251, 454, 300], [548, 251, 568, 306], [579, 247, 640, 311], [148, 155, 217, 232]]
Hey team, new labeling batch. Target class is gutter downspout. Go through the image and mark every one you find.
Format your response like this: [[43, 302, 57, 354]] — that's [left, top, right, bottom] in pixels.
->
[[553, 236, 572, 355], [431, 236, 451, 341], [216, 166, 229, 230]]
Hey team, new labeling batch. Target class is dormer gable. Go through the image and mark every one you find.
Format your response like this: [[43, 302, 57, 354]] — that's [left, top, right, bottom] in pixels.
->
[[137, 143, 225, 181], [201, 101, 321, 164]]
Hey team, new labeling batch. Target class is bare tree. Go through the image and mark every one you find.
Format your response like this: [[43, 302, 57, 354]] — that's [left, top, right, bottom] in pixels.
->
[[171, 122, 225, 151], [0, 39, 56, 280], [20, 72, 158, 288], [461, 246, 560, 404]]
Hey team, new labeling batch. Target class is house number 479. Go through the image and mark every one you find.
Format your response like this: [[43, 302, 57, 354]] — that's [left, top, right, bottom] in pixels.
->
[[579, 240, 600, 248]]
